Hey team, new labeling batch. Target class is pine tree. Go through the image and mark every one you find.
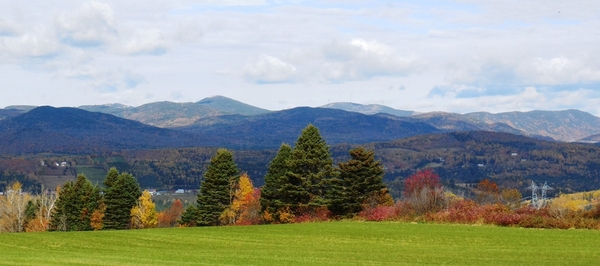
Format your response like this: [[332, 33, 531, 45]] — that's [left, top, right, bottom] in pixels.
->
[[50, 175, 101, 231], [260, 143, 292, 216], [330, 147, 387, 217], [197, 148, 240, 226], [103, 171, 141, 230], [281, 124, 335, 213]]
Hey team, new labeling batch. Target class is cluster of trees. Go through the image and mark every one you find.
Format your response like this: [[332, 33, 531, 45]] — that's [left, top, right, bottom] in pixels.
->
[[0, 167, 186, 233], [180, 125, 391, 226]]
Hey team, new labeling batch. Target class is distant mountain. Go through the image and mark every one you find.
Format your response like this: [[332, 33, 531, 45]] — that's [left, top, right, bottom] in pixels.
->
[[0, 106, 204, 154], [181, 107, 440, 149], [579, 133, 600, 143], [321, 102, 414, 117], [196, 95, 270, 116], [409, 112, 524, 135], [0, 109, 25, 121], [78, 96, 270, 128], [464, 109, 600, 142]]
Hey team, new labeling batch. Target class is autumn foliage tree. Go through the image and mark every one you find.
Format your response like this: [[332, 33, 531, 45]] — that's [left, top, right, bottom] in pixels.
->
[[403, 169, 446, 214], [24, 185, 58, 232], [0, 182, 30, 233], [157, 199, 184, 228], [220, 173, 261, 225], [131, 190, 158, 229], [476, 179, 501, 204]]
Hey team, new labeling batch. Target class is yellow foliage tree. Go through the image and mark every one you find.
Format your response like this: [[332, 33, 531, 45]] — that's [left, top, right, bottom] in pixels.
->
[[220, 173, 260, 225], [0, 182, 30, 233], [130, 190, 158, 229]]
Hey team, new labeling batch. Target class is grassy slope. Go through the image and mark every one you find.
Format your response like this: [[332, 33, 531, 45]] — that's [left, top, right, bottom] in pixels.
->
[[1, 221, 599, 265]]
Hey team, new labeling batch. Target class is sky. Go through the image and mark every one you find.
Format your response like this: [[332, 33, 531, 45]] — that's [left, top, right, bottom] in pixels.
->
[[1, 0, 600, 115]]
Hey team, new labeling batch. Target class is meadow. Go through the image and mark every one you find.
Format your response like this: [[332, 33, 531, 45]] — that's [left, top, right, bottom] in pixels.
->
[[1, 221, 599, 265]]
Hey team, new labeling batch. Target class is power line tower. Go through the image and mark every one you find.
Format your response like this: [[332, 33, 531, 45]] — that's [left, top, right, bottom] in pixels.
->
[[526, 181, 540, 209], [540, 181, 553, 208], [526, 181, 553, 209]]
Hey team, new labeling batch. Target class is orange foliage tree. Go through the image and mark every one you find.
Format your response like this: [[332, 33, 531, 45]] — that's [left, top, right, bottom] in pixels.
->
[[219, 173, 261, 225], [157, 199, 184, 227]]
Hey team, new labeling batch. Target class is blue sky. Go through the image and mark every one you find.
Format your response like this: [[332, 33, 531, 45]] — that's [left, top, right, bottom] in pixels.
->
[[1, 0, 600, 115]]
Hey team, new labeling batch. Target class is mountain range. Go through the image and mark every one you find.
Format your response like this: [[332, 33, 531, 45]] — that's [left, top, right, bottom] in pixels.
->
[[2, 95, 600, 145]]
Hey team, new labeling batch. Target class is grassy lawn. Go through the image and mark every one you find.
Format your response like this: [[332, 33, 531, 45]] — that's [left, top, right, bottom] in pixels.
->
[[1, 221, 599, 265]]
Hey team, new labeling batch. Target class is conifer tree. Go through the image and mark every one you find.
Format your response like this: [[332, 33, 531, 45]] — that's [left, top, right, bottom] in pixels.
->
[[103, 171, 141, 230], [197, 148, 240, 226], [330, 147, 387, 217], [260, 143, 292, 216], [50, 174, 101, 231], [280, 124, 335, 213]]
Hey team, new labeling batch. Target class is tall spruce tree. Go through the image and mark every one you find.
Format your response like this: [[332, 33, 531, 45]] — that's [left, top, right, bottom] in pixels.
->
[[260, 143, 292, 216], [280, 124, 335, 213], [329, 147, 387, 217], [50, 174, 101, 231], [197, 148, 240, 226], [103, 171, 141, 230]]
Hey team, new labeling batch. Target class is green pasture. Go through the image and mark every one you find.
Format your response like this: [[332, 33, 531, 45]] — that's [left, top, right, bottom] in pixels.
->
[[75, 166, 107, 185], [1, 221, 599, 265]]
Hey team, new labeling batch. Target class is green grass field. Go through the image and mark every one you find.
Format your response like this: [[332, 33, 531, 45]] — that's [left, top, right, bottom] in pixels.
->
[[1, 222, 599, 265], [75, 166, 107, 185]]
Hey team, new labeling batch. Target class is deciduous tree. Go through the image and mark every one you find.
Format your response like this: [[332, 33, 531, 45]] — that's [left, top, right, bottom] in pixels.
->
[[403, 169, 446, 214], [0, 182, 30, 233], [131, 190, 158, 229], [158, 199, 184, 227]]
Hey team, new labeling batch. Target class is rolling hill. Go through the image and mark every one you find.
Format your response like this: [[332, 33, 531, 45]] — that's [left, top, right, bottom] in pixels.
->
[[180, 107, 441, 149], [0, 106, 205, 154]]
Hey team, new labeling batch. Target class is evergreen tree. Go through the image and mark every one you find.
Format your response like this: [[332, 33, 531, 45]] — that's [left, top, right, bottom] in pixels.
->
[[329, 147, 387, 217], [50, 174, 101, 231], [180, 205, 198, 226], [280, 124, 335, 213], [197, 148, 240, 226], [260, 143, 292, 216], [103, 171, 141, 230]]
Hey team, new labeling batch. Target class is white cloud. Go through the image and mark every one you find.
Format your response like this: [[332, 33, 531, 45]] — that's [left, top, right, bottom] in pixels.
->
[[122, 29, 168, 55], [55, 1, 118, 47], [0, 18, 21, 36], [244, 55, 297, 83], [0, 29, 61, 58], [321, 38, 424, 81]]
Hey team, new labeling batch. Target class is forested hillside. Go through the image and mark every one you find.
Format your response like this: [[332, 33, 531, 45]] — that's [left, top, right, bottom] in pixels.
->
[[3, 131, 600, 196]]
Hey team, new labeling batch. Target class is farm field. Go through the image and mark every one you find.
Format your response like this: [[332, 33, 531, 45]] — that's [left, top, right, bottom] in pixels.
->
[[1, 221, 599, 265]]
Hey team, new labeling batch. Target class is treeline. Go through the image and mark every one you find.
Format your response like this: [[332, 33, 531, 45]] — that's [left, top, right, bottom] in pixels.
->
[[179, 125, 391, 226], [3, 125, 600, 232]]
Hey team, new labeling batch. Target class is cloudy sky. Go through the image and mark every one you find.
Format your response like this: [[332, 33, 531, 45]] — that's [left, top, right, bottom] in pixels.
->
[[2, 1, 600, 115]]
